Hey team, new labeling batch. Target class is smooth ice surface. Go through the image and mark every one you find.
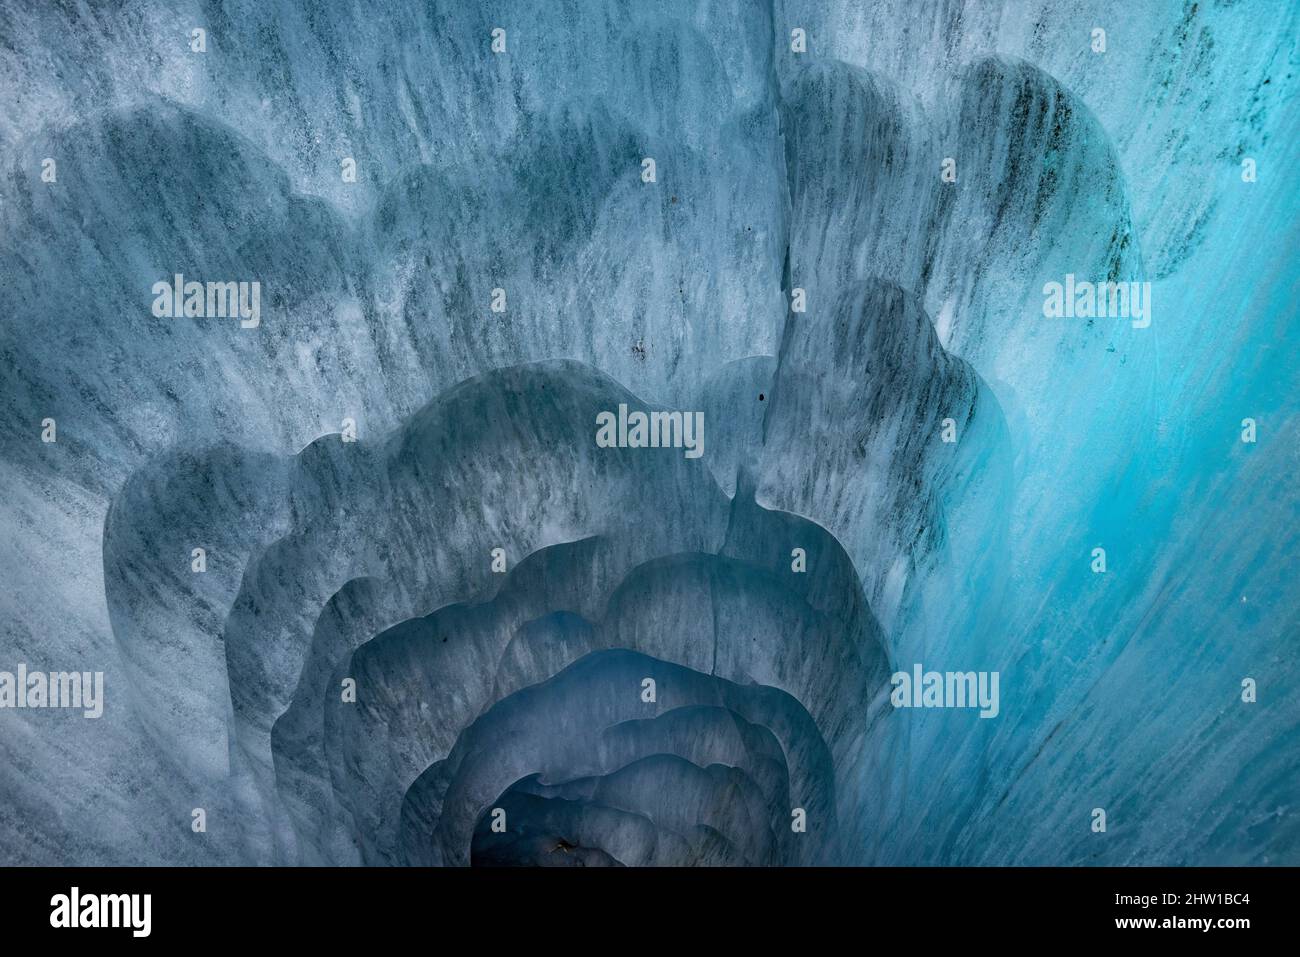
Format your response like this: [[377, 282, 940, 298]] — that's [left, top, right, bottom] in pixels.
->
[[0, 1, 1297, 866]]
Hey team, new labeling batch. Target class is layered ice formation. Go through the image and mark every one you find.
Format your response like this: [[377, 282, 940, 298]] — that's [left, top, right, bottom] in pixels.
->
[[0, 1, 1297, 866]]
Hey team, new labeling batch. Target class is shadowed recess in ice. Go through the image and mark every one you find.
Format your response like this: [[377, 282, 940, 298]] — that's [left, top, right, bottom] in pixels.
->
[[1, 0, 1297, 866], [262, 362, 892, 866]]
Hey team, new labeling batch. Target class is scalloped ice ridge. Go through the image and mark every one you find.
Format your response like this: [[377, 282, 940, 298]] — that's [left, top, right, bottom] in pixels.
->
[[1, 0, 1296, 866]]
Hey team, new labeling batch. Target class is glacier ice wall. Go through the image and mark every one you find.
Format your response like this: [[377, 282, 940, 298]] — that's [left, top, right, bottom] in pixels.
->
[[0, 0, 1297, 866]]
